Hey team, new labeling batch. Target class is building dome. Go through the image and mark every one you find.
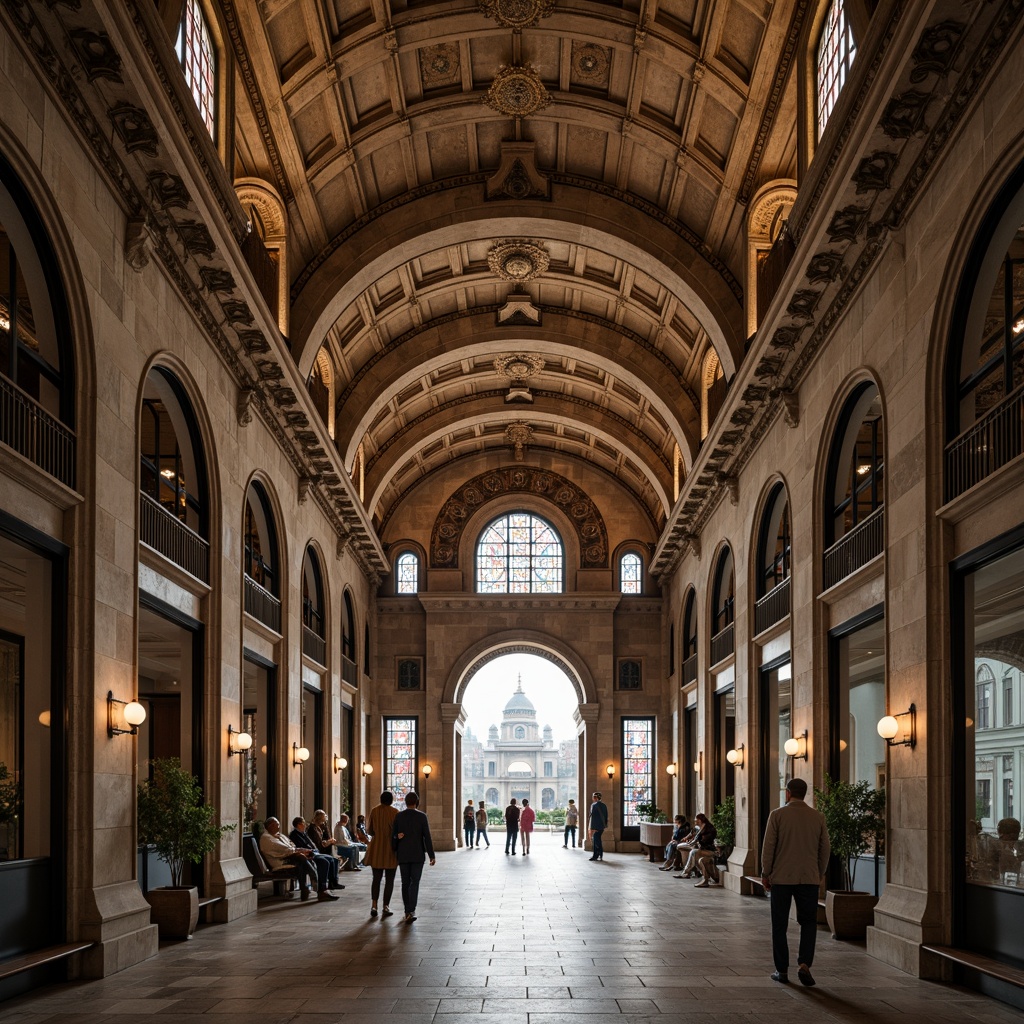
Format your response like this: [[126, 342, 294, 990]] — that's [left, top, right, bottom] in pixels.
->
[[503, 676, 536, 716]]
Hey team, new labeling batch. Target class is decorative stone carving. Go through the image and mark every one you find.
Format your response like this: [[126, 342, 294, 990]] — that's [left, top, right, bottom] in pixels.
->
[[506, 422, 533, 461], [69, 28, 122, 82], [717, 473, 739, 506], [479, 0, 554, 30], [770, 326, 802, 350], [497, 293, 542, 327], [487, 240, 549, 283], [826, 205, 869, 243], [853, 151, 899, 193], [684, 533, 701, 559], [910, 20, 964, 82], [780, 389, 800, 428], [221, 299, 253, 325], [880, 90, 931, 139], [269, 385, 297, 408], [147, 171, 191, 210], [108, 102, 158, 156], [236, 329, 269, 354], [124, 216, 153, 272], [571, 42, 610, 85], [485, 141, 550, 199], [255, 359, 284, 380], [430, 467, 609, 568], [786, 290, 820, 320], [806, 251, 845, 284], [199, 267, 236, 293], [494, 352, 545, 405], [176, 220, 217, 259], [485, 64, 551, 118], [236, 387, 254, 427], [419, 43, 460, 87], [298, 475, 314, 504], [336, 532, 350, 559]]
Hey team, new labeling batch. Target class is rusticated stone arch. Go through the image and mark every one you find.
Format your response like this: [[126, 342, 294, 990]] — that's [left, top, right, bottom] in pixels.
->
[[430, 467, 608, 569]]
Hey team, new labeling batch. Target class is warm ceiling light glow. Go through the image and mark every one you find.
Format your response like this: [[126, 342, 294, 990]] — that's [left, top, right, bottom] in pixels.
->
[[877, 715, 899, 740]]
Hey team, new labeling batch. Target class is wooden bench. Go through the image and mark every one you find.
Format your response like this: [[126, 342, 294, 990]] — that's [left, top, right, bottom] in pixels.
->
[[924, 945, 1024, 991], [0, 942, 93, 982], [242, 835, 301, 896]]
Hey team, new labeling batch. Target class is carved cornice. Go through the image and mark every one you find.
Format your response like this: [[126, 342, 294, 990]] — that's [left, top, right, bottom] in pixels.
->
[[429, 467, 609, 569]]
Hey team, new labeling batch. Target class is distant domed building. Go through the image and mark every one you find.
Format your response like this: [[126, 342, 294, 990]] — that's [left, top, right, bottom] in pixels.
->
[[462, 677, 577, 813]]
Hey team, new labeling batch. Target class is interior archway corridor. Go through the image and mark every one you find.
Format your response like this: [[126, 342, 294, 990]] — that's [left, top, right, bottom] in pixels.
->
[[0, 837, 1016, 1024]]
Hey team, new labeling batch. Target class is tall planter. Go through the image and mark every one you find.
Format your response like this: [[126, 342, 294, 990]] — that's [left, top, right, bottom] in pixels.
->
[[824, 890, 879, 940], [145, 887, 200, 941]]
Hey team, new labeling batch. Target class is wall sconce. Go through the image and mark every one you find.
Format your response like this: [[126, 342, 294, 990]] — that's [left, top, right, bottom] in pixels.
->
[[693, 751, 703, 779], [422, 764, 432, 779], [108, 690, 146, 738], [228, 725, 252, 757], [666, 762, 677, 776], [292, 742, 310, 766], [726, 743, 745, 768], [333, 755, 348, 774], [877, 704, 916, 748], [361, 762, 374, 777], [606, 763, 616, 778], [784, 730, 808, 761]]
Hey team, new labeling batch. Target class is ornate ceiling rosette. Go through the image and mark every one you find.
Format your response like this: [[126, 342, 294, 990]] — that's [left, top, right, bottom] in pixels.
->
[[487, 240, 550, 283], [479, 0, 555, 30], [494, 352, 545, 381], [485, 63, 552, 118], [505, 421, 534, 461]]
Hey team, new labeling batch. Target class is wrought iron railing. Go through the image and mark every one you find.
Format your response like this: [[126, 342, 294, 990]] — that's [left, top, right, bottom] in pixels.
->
[[341, 655, 358, 686], [240, 229, 279, 317], [945, 385, 1024, 501], [710, 623, 735, 666], [0, 376, 76, 488], [302, 625, 326, 666], [754, 577, 791, 635], [823, 504, 884, 590], [139, 492, 209, 582], [756, 223, 795, 325], [244, 574, 281, 632], [682, 652, 697, 685]]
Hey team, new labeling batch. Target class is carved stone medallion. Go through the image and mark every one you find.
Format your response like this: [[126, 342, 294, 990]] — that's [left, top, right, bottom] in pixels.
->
[[571, 42, 610, 84], [506, 422, 533, 461], [487, 240, 549, 283], [494, 353, 545, 381], [419, 43, 460, 87], [479, 0, 554, 30], [485, 64, 551, 118]]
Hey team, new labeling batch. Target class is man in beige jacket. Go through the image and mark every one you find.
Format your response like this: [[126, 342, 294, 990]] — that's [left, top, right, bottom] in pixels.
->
[[760, 777, 830, 987]]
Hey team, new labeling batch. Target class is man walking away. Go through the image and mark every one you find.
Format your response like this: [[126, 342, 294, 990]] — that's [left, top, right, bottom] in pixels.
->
[[760, 777, 830, 987], [475, 802, 490, 847], [463, 798, 476, 849], [588, 791, 609, 861], [563, 799, 578, 848], [393, 791, 435, 923], [505, 798, 521, 854]]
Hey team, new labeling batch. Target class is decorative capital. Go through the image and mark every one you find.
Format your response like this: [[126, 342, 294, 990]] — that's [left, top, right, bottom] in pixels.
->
[[506, 422, 533, 461], [684, 533, 701, 559], [298, 475, 314, 504], [236, 387, 254, 427], [717, 473, 739, 506], [124, 216, 153, 273]]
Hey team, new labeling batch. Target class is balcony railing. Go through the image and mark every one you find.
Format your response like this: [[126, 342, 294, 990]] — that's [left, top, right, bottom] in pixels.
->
[[302, 625, 326, 666], [244, 574, 281, 633], [240, 229, 279, 318], [945, 386, 1024, 501], [823, 504, 884, 590], [682, 652, 697, 685], [757, 223, 795, 325], [0, 376, 76, 489], [139, 492, 209, 583], [710, 623, 735, 666], [754, 577, 791, 635], [341, 655, 358, 687]]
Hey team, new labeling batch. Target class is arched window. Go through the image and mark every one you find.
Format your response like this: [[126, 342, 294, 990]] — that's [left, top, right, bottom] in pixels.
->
[[342, 591, 356, 663], [514, 728, 526, 740], [476, 511, 563, 594], [712, 547, 735, 637], [757, 484, 791, 597], [309, 348, 334, 438], [681, 587, 698, 683], [620, 551, 643, 594], [243, 481, 280, 631], [486, 787, 499, 805], [396, 551, 419, 594], [826, 382, 884, 548], [618, 660, 642, 690], [701, 350, 724, 440], [976, 663, 995, 731], [0, 155, 75, 487], [542, 788, 555, 810], [945, 164, 1024, 500], [816, 0, 856, 138], [176, 0, 217, 138], [301, 547, 325, 638], [398, 660, 421, 690]]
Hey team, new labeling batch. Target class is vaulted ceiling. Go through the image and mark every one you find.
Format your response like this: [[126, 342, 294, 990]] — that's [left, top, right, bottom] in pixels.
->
[[227, 0, 803, 529]]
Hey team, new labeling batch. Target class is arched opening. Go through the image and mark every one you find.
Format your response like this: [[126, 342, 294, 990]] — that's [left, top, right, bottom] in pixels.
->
[[459, 653, 581, 841], [475, 510, 564, 594]]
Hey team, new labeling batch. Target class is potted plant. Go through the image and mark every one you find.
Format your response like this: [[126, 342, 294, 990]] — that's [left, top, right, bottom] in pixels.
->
[[815, 772, 885, 940], [636, 802, 673, 861], [712, 795, 736, 865], [137, 758, 235, 939]]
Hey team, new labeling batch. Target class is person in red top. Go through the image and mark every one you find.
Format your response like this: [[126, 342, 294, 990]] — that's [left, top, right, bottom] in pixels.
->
[[519, 798, 536, 855]]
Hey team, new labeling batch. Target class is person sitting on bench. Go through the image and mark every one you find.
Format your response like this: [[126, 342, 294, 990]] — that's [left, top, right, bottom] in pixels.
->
[[260, 817, 338, 902], [334, 813, 365, 870]]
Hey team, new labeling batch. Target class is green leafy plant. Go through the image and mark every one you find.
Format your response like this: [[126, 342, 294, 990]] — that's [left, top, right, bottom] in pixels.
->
[[815, 773, 885, 890], [487, 807, 504, 825], [636, 801, 668, 823], [712, 795, 736, 848], [138, 758, 235, 888]]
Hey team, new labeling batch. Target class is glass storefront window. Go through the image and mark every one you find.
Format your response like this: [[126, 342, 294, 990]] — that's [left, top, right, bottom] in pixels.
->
[[964, 547, 1024, 890]]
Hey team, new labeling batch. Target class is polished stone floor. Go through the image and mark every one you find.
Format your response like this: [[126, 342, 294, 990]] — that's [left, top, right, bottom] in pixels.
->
[[1, 833, 1019, 1023]]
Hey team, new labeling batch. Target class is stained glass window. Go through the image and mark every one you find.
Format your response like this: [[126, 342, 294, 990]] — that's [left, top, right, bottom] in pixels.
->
[[176, 0, 217, 138], [816, 0, 856, 139], [396, 551, 419, 594], [475, 511, 563, 593], [620, 551, 642, 594], [385, 717, 417, 800], [622, 717, 654, 827]]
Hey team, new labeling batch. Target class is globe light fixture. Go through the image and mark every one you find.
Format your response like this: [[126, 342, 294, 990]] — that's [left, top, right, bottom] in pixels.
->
[[877, 704, 916, 748], [784, 730, 808, 760], [292, 742, 310, 766], [228, 724, 253, 757], [107, 690, 147, 738], [726, 743, 745, 768]]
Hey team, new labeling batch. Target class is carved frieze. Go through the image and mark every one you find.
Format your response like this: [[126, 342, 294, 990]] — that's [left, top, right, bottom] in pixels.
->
[[770, 326, 802, 350], [485, 64, 551, 118], [479, 0, 554, 30], [236, 329, 269, 354], [786, 290, 820, 320], [147, 171, 191, 210], [853, 151, 899, 193], [221, 299, 254, 325], [880, 90, 932, 139], [124, 216, 152, 272], [199, 266, 236, 293], [806, 251, 845, 285], [910, 20, 964, 82], [176, 220, 217, 258], [69, 28, 122, 81], [108, 102, 158, 156], [826, 205, 870, 243]]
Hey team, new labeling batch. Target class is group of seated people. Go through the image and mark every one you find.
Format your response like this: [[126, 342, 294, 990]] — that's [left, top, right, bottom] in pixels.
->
[[658, 813, 721, 887], [257, 809, 371, 901]]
